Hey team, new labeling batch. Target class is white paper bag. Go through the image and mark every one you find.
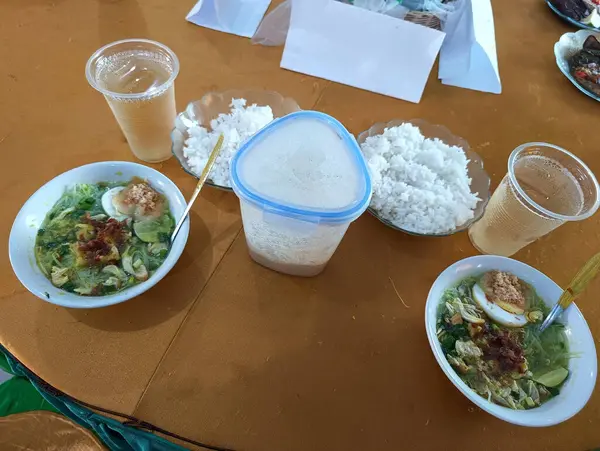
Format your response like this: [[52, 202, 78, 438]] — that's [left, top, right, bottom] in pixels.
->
[[438, 0, 501, 94], [186, 0, 272, 38], [280, 0, 446, 103]]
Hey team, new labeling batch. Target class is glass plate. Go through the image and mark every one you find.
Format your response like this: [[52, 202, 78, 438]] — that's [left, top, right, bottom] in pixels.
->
[[171, 89, 301, 191], [357, 119, 491, 237]]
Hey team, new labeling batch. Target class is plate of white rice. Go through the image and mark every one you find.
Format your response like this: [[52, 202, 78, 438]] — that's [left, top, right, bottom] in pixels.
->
[[171, 89, 301, 191], [358, 119, 490, 236]]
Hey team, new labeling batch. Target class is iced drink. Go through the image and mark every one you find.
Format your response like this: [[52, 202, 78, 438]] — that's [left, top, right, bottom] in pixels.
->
[[86, 39, 179, 163], [468, 143, 599, 256]]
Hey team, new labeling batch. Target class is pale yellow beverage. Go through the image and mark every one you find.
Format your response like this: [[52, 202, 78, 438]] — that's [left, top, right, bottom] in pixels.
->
[[86, 40, 179, 163], [469, 143, 599, 257]]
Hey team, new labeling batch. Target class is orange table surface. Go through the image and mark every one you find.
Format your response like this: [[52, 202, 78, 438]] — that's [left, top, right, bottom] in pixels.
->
[[1, 0, 599, 450]]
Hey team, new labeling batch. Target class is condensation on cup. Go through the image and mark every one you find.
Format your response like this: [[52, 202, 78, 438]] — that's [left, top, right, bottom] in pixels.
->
[[86, 39, 179, 163], [468, 143, 600, 257]]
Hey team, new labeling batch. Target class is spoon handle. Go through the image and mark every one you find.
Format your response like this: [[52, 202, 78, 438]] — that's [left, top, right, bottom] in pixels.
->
[[539, 252, 600, 332], [558, 252, 600, 309], [171, 134, 224, 243]]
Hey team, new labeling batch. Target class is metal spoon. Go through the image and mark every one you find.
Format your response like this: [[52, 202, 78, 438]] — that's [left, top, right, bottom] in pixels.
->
[[539, 252, 600, 332], [171, 134, 224, 243]]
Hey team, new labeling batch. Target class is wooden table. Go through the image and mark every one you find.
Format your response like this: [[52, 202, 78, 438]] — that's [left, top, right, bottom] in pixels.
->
[[1, 0, 599, 450]]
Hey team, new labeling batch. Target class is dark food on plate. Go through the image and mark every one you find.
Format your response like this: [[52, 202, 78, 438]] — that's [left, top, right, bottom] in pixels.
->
[[437, 271, 571, 410], [550, 0, 590, 21], [569, 35, 600, 97], [35, 178, 174, 296]]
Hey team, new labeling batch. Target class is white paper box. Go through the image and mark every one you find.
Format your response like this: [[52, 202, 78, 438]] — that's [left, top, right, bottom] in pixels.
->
[[280, 0, 446, 103]]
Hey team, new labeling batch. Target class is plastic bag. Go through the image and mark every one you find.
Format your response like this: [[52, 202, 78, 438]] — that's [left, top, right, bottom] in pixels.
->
[[251, 0, 292, 46], [350, 0, 409, 18], [251, 0, 410, 47], [401, 0, 459, 26]]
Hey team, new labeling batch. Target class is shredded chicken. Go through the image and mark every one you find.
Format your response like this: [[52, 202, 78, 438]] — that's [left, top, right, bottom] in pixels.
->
[[455, 340, 483, 360], [450, 313, 463, 325]]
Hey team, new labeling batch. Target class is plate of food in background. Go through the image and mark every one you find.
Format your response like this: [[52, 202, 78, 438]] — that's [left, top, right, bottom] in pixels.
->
[[555, 30, 600, 101], [547, 0, 600, 30]]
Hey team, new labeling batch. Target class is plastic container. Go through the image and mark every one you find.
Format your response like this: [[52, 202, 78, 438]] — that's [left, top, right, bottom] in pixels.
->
[[230, 111, 372, 277]]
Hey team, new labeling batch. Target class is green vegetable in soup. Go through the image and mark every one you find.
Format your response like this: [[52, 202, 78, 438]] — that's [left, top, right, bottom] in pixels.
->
[[35, 180, 174, 296], [533, 367, 569, 388], [133, 214, 174, 243]]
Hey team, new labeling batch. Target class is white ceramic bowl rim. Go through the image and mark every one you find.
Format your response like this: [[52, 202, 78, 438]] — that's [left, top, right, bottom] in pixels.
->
[[8, 161, 189, 309], [425, 255, 597, 427]]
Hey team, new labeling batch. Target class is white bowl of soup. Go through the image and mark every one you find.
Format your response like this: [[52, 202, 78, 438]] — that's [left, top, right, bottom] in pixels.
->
[[425, 255, 596, 426], [9, 161, 189, 309]]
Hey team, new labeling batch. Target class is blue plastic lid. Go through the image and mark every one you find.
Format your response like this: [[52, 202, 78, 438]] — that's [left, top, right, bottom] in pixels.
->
[[230, 111, 372, 224]]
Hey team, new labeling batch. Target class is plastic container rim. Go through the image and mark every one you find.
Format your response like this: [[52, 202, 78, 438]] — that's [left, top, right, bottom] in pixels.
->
[[230, 111, 372, 224]]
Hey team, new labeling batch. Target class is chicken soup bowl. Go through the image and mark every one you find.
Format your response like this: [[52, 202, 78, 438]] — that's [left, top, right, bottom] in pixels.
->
[[425, 255, 596, 426], [9, 162, 189, 309]]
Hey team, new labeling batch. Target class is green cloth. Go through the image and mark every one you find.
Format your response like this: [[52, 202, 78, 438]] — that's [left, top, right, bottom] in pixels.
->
[[0, 345, 196, 451], [0, 350, 59, 416], [0, 377, 59, 416], [0, 353, 12, 374]]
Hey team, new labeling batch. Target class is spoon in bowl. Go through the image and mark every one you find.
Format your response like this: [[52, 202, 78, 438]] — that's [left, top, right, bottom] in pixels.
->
[[171, 134, 224, 243], [539, 252, 600, 332]]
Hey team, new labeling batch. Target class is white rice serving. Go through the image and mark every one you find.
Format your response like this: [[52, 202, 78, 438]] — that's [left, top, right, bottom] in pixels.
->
[[183, 98, 274, 187], [361, 123, 479, 234]]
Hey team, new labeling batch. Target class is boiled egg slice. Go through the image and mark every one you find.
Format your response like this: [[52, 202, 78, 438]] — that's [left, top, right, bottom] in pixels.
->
[[472, 283, 527, 328], [101, 187, 129, 220]]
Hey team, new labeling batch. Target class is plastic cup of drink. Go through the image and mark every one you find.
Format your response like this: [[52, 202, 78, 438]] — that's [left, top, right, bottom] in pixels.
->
[[85, 39, 179, 163], [468, 143, 599, 257]]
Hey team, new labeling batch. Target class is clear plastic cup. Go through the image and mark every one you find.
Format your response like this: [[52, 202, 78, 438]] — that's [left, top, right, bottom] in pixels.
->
[[86, 39, 179, 163], [468, 143, 600, 256]]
